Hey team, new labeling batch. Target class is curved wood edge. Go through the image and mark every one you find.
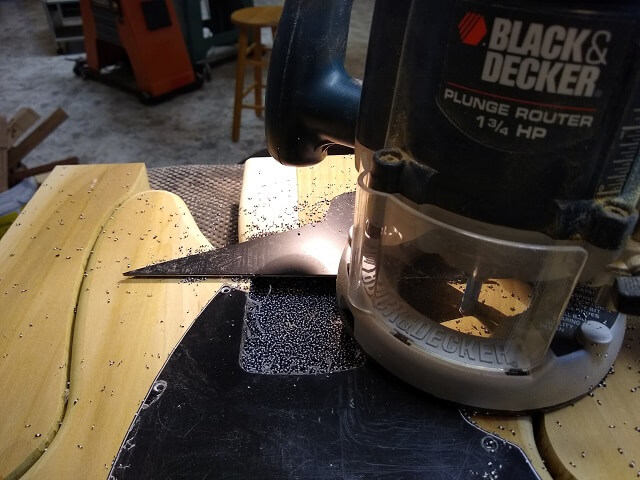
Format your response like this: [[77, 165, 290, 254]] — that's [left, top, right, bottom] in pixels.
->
[[0, 164, 149, 480], [21, 190, 227, 479], [538, 316, 640, 480], [473, 415, 553, 480]]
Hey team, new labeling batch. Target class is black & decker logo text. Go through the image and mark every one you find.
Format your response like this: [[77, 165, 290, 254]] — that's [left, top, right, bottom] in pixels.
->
[[479, 17, 611, 97]]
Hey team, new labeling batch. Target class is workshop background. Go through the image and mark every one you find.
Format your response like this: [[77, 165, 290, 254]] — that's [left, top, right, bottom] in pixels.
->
[[0, 0, 372, 169]]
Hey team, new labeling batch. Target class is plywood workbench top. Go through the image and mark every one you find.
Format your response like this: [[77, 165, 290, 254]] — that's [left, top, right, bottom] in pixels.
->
[[0, 159, 639, 480]]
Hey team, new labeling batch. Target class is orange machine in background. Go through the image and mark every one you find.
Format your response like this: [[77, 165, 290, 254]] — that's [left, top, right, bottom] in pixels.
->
[[75, 0, 199, 102]]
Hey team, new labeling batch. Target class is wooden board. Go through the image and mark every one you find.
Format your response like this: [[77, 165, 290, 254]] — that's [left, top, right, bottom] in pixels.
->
[[474, 416, 553, 480], [18, 157, 356, 478], [0, 164, 149, 479], [538, 316, 640, 480], [295, 154, 359, 224], [7, 108, 68, 169], [239, 155, 359, 241], [4, 159, 638, 479], [7, 108, 40, 145], [21, 190, 225, 479], [239, 157, 299, 240]]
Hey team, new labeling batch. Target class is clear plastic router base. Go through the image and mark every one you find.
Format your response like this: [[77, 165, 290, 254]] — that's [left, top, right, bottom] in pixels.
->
[[337, 247, 625, 412], [337, 174, 626, 412]]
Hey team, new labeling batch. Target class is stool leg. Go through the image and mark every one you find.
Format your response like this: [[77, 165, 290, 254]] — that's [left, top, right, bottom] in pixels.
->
[[232, 26, 248, 142], [253, 26, 263, 118]]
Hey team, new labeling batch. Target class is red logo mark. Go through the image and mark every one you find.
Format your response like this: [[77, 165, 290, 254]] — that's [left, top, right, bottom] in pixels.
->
[[458, 12, 487, 46]]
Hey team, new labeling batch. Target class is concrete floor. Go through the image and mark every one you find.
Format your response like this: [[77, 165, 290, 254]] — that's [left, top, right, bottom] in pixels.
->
[[0, 0, 372, 169]]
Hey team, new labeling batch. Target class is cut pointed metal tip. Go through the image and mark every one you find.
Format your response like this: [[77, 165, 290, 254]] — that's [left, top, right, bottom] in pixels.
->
[[123, 263, 190, 277], [123, 192, 355, 279]]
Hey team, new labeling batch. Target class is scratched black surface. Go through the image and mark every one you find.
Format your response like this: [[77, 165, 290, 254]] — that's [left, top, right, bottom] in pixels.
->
[[110, 280, 539, 480]]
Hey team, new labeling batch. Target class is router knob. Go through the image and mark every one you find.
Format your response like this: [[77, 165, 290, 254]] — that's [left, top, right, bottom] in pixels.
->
[[576, 320, 614, 354]]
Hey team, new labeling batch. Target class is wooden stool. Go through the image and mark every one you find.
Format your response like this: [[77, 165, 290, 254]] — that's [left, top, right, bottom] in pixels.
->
[[231, 6, 282, 142]]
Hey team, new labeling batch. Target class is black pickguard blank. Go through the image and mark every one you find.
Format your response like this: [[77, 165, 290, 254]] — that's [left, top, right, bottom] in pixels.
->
[[110, 279, 539, 480]]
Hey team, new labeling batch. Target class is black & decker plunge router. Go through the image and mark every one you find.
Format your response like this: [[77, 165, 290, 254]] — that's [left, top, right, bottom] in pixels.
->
[[264, 0, 640, 412], [129, 0, 640, 413]]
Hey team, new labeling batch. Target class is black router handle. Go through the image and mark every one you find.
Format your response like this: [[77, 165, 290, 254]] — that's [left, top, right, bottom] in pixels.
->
[[265, 0, 361, 166]]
